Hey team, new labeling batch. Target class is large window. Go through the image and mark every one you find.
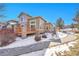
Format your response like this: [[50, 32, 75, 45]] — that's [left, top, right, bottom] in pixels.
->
[[20, 16, 27, 28], [21, 16, 25, 22], [30, 19, 36, 31], [31, 21, 35, 24], [30, 20, 35, 25], [39, 19, 45, 29], [30, 25, 35, 31]]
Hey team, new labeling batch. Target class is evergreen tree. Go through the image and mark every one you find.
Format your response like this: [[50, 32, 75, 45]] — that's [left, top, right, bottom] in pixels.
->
[[56, 17, 64, 29]]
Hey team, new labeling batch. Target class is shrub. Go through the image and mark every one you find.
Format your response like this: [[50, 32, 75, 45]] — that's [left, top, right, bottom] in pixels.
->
[[34, 34, 41, 41], [0, 29, 16, 47], [16, 34, 22, 37], [42, 34, 47, 38]]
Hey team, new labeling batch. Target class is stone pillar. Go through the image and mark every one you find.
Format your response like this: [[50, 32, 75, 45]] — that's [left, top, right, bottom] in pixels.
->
[[21, 23, 27, 39], [22, 32, 26, 39], [19, 15, 27, 39]]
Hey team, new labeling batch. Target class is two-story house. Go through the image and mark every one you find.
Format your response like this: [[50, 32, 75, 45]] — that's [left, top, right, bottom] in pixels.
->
[[16, 12, 53, 37]]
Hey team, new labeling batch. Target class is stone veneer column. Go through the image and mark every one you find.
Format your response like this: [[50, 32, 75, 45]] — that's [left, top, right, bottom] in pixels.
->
[[20, 16, 27, 39]]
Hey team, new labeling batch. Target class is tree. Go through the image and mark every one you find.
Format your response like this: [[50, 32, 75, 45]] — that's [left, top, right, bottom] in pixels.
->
[[73, 10, 79, 29], [56, 17, 64, 29], [0, 4, 6, 20], [73, 10, 79, 23]]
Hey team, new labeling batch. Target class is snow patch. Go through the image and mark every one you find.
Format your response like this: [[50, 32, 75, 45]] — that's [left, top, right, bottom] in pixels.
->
[[0, 33, 52, 49], [56, 32, 67, 39]]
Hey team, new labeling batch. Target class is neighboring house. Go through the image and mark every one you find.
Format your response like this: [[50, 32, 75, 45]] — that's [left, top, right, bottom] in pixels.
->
[[16, 12, 53, 37], [0, 22, 6, 30], [61, 24, 79, 32], [45, 22, 53, 32], [63, 25, 72, 29], [7, 20, 18, 32]]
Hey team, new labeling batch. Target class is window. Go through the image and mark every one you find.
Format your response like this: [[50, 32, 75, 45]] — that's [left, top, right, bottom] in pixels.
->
[[2, 26, 6, 29], [21, 16, 26, 23], [31, 21, 35, 24], [30, 19, 36, 31], [21, 25, 24, 27], [30, 25, 35, 31], [30, 20, 35, 25]]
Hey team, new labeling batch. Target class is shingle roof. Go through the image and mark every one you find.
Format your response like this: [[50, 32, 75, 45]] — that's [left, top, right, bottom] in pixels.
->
[[30, 16, 47, 22], [7, 20, 18, 23], [18, 12, 32, 17]]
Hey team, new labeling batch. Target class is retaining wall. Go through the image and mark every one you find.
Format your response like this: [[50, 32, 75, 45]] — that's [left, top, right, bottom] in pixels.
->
[[0, 41, 50, 56]]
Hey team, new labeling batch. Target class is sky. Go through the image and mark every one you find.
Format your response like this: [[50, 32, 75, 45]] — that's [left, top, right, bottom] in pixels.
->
[[1, 3, 79, 25]]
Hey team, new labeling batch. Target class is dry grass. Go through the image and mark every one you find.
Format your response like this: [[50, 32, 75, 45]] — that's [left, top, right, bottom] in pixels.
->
[[61, 34, 77, 43], [56, 34, 79, 56]]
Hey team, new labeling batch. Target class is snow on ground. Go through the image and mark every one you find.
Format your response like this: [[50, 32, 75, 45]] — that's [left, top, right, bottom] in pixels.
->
[[0, 32, 68, 49], [43, 33, 53, 40], [0, 33, 52, 49], [56, 32, 67, 39]]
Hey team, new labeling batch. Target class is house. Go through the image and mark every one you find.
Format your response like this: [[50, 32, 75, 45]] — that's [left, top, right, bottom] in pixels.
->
[[16, 12, 53, 37], [0, 22, 6, 30], [7, 20, 18, 32]]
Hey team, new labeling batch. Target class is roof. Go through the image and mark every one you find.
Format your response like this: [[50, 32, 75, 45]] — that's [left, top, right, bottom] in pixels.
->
[[0, 22, 6, 26], [7, 20, 18, 23], [7, 20, 18, 25], [46, 22, 53, 26], [18, 12, 32, 17], [7, 20, 18, 24], [48, 23, 53, 26], [30, 16, 47, 22]]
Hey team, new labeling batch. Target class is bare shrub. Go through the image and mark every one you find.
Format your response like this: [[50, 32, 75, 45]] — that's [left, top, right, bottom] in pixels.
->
[[34, 33, 41, 41], [0, 29, 16, 47], [42, 34, 47, 38]]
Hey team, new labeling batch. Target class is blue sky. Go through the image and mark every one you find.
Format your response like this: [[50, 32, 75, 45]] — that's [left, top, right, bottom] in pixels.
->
[[1, 3, 79, 25]]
